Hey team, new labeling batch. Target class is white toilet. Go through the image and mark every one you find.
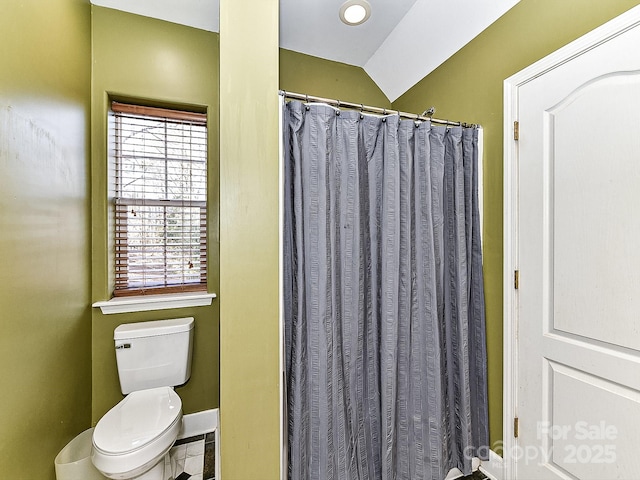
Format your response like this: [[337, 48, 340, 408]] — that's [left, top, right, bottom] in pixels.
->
[[91, 317, 194, 480]]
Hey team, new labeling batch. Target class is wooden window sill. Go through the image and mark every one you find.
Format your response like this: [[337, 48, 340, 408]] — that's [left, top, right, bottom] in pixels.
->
[[93, 292, 217, 314]]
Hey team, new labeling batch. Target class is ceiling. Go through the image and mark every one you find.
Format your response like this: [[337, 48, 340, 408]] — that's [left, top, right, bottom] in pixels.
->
[[90, 0, 520, 102]]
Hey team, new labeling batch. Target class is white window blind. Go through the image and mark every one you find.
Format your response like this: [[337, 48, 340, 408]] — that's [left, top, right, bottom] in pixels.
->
[[112, 102, 207, 296]]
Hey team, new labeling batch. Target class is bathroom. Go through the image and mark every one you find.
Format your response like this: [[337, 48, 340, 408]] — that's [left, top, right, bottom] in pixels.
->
[[2, 0, 640, 479]]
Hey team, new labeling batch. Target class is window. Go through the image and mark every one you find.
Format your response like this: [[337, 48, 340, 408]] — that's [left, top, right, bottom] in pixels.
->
[[112, 102, 207, 296]]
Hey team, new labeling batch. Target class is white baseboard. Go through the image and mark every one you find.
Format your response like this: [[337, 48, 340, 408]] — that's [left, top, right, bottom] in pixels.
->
[[178, 408, 221, 480], [479, 450, 504, 480], [178, 408, 219, 439], [444, 457, 481, 479], [444, 450, 503, 480]]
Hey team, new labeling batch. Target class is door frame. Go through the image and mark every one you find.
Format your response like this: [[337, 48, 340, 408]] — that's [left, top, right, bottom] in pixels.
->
[[503, 5, 640, 479]]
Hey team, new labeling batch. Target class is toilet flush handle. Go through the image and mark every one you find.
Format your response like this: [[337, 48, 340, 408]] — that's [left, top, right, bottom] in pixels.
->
[[116, 343, 131, 349]]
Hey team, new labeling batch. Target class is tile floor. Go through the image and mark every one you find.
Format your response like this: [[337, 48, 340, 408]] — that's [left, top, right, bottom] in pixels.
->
[[163, 432, 216, 480], [161, 432, 485, 480], [461, 470, 489, 480]]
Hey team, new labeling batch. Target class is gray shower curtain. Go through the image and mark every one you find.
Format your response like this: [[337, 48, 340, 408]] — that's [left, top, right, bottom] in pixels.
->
[[283, 100, 489, 480]]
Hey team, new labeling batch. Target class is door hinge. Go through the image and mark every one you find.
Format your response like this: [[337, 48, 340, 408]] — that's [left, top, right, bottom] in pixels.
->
[[514, 417, 519, 438], [514, 270, 520, 290], [514, 120, 519, 141]]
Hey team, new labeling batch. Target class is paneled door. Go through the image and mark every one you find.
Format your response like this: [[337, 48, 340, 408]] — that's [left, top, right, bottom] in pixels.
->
[[505, 6, 640, 479]]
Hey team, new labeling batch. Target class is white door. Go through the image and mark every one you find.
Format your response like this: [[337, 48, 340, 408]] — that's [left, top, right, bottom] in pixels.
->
[[505, 6, 640, 480]]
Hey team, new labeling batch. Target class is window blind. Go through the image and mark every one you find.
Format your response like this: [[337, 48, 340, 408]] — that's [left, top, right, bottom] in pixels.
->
[[112, 102, 207, 296]]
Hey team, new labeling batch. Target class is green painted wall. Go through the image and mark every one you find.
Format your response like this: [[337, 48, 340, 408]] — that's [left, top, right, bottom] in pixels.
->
[[90, 7, 220, 422], [219, 0, 280, 477], [393, 0, 640, 447], [0, 0, 92, 478], [280, 49, 392, 108]]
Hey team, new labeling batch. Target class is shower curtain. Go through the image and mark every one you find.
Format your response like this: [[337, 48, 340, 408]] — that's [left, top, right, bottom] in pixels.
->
[[283, 100, 489, 480]]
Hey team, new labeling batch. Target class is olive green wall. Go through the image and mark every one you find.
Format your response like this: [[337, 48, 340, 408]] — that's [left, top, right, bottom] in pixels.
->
[[219, 0, 280, 477], [0, 0, 92, 478], [90, 7, 220, 422], [280, 49, 392, 108], [393, 0, 640, 447]]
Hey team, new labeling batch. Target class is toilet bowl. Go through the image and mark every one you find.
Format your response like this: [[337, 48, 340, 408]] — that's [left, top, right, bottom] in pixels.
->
[[92, 387, 182, 480], [91, 318, 194, 480]]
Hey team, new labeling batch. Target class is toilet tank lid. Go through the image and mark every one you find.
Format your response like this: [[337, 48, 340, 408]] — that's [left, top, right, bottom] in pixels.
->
[[114, 317, 194, 340]]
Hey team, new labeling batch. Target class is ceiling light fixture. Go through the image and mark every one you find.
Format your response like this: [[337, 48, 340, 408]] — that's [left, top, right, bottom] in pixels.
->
[[339, 0, 371, 26]]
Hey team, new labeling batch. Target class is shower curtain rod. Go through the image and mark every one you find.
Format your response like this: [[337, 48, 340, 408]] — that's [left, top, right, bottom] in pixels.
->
[[280, 90, 477, 128]]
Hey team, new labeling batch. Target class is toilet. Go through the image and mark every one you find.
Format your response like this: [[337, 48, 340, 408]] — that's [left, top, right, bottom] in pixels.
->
[[91, 317, 194, 480]]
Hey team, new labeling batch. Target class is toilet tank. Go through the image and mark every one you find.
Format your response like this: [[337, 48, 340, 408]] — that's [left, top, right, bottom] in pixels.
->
[[114, 317, 194, 394]]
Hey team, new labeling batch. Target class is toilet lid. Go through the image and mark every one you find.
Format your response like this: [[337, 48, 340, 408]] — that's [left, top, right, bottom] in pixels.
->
[[93, 386, 182, 454]]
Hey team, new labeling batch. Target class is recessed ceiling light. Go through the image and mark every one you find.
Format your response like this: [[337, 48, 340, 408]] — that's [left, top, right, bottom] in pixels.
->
[[339, 0, 371, 26]]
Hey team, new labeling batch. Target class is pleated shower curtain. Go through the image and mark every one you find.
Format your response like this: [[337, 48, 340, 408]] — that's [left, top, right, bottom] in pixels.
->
[[283, 100, 489, 480]]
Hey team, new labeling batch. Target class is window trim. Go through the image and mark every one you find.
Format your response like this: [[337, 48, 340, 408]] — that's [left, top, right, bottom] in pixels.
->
[[111, 101, 208, 297], [112, 101, 206, 124], [93, 292, 216, 314]]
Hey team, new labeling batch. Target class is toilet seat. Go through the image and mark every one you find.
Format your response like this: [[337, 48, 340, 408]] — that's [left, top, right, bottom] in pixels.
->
[[92, 387, 182, 478]]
